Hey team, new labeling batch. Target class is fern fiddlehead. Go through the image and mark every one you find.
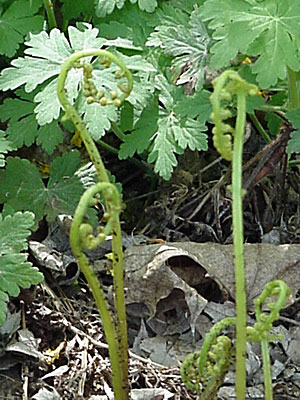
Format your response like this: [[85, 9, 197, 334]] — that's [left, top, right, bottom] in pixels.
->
[[181, 317, 236, 400], [57, 50, 133, 400], [181, 280, 290, 399], [210, 70, 258, 399], [247, 280, 290, 400], [182, 71, 290, 400]]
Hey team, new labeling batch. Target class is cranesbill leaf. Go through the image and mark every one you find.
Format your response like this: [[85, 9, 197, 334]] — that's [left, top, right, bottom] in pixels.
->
[[0, 97, 64, 154], [200, 0, 300, 88], [174, 90, 212, 122], [95, 0, 157, 17], [147, 7, 210, 90], [0, 24, 136, 129], [119, 97, 159, 159], [0, 0, 43, 57], [0, 212, 35, 255], [0, 131, 15, 167], [286, 108, 300, 153], [0, 211, 44, 326], [0, 151, 84, 224], [148, 113, 207, 180]]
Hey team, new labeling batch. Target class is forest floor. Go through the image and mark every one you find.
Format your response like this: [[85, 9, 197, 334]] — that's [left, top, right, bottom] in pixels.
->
[[1, 130, 300, 399]]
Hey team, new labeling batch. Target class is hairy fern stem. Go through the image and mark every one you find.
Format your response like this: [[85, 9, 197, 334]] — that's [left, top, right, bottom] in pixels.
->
[[57, 50, 133, 400]]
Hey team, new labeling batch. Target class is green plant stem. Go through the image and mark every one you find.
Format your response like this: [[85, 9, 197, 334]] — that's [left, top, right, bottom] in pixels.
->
[[260, 105, 287, 113], [111, 121, 127, 141], [70, 184, 126, 400], [43, 0, 57, 29], [233, 90, 247, 400], [287, 67, 300, 110], [248, 113, 271, 144], [261, 339, 273, 400], [57, 50, 133, 400], [288, 159, 300, 167]]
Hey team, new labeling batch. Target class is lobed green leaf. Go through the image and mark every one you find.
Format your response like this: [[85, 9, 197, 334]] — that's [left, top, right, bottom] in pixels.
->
[[286, 109, 300, 153], [0, 211, 43, 326], [0, 131, 15, 167], [0, 151, 84, 224], [200, 0, 300, 88], [0, 0, 43, 57], [95, 0, 157, 18]]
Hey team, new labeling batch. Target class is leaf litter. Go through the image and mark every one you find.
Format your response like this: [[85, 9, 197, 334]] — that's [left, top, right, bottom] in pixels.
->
[[2, 225, 300, 398]]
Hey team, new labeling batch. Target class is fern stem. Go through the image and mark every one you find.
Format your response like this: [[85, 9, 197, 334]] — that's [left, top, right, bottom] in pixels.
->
[[70, 185, 125, 399], [261, 339, 273, 400], [57, 50, 133, 400], [233, 89, 247, 400]]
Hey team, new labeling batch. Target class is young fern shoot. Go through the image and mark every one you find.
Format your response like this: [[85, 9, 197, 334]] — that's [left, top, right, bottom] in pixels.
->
[[181, 71, 291, 400], [210, 70, 258, 399], [57, 50, 133, 400]]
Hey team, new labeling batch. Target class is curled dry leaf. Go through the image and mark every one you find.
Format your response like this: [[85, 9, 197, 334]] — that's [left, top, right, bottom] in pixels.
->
[[124, 242, 300, 320], [124, 244, 208, 336]]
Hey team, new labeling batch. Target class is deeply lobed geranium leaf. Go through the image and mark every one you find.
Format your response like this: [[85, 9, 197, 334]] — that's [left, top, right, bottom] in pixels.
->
[[147, 6, 211, 91], [95, 0, 157, 18], [0, 131, 15, 167], [0, 211, 44, 326], [286, 109, 300, 153], [200, 0, 300, 88], [0, 151, 84, 224], [0, 0, 43, 57], [148, 113, 207, 180], [119, 96, 159, 159], [0, 24, 136, 131], [0, 96, 64, 154]]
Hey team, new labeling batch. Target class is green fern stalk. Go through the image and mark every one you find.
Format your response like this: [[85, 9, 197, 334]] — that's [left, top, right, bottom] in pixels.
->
[[57, 49, 133, 400], [210, 71, 258, 399]]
